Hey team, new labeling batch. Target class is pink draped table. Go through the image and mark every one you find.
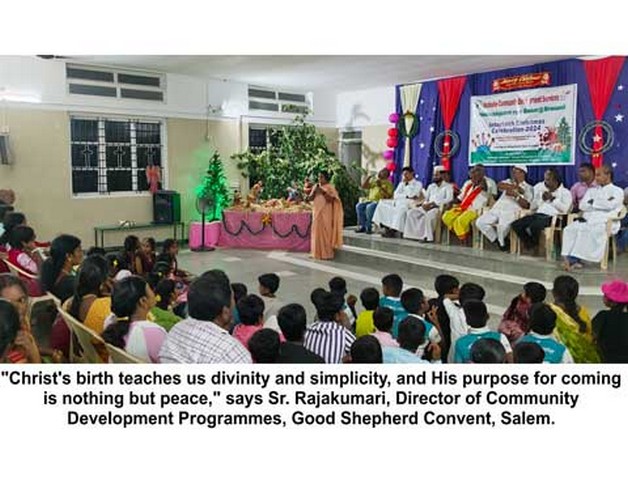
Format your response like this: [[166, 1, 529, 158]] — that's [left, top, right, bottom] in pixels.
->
[[217, 210, 312, 252]]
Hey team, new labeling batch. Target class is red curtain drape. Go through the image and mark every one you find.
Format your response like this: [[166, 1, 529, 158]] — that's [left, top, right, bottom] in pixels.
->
[[583, 56, 625, 167], [437, 76, 467, 171]]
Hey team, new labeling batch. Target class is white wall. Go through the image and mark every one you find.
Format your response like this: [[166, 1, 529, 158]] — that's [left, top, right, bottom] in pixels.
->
[[336, 85, 396, 129], [0, 56, 338, 127]]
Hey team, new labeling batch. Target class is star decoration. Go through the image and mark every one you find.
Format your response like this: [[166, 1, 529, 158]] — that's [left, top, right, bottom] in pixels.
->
[[432, 107, 436, 111], [430, 126, 435, 132], [419, 143, 425, 149], [592, 134, 602, 143], [419, 117, 423, 121], [611, 162, 618, 168], [420, 99, 424, 104], [618, 85, 624, 91], [615, 113, 624, 122], [444, 142, 450, 147]]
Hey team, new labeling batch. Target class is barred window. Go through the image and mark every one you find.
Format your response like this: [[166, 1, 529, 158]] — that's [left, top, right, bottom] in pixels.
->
[[70, 117, 164, 195]]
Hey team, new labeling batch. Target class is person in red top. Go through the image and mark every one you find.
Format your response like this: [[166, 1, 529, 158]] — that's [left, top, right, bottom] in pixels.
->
[[7, 226, 40, 275]]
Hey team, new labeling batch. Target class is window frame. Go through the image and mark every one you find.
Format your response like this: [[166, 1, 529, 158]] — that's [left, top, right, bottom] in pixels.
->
[[68, 113, 168, 199]]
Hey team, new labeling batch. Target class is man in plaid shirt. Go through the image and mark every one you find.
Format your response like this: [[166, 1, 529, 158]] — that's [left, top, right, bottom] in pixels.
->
[[160, 270, 251, 363]]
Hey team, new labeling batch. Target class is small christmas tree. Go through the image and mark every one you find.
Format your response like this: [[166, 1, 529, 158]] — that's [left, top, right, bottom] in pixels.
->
[[195, 150, 231, 222]]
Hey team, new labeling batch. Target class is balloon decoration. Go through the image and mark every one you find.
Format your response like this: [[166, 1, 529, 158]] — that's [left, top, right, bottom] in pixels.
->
[[383, 112, 401, 173], [386, 137, 399, 148]]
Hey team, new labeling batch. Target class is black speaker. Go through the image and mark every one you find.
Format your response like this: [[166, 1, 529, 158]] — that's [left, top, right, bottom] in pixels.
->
[[153, 190, 181, 224]]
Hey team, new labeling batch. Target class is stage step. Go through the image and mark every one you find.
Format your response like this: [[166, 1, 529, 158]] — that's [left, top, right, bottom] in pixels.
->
[[339, 229, 619, 294]]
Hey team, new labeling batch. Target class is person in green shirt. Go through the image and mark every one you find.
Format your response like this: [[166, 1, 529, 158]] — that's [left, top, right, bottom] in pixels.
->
[[150, 278, 183, 332], [355, 168, 394, 234]]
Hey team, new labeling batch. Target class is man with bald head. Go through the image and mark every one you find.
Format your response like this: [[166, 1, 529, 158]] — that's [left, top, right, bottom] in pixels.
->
[[355, 168, 394, 234], [561, 165, 624, 269]]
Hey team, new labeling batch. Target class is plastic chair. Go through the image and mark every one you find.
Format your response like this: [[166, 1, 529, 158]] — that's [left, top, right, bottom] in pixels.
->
[[105, 343, 143, 364], [56, 307, 106, 363]]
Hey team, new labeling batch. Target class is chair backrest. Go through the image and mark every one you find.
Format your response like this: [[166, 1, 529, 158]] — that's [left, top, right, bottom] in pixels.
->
[[56, 307, 105, 363], [105, 343, 143, 364]]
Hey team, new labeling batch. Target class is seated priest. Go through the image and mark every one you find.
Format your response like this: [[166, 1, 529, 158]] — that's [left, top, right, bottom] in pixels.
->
[[403, 166, 454, 242], [561, 165, 624, 270], [372, 166, 422, 237], [511, 167, 571, 252], [442, 165, 491, 241], [476, 165, 533, 251], [355, 168, 394, 234]]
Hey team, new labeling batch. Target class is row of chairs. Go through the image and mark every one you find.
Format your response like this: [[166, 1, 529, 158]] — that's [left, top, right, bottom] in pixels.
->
[[1, 258, 142, 363], [435, 202, 627, 270]]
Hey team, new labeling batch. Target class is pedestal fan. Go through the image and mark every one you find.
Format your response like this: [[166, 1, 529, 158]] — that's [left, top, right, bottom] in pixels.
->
[[192, 194, 216, 252]]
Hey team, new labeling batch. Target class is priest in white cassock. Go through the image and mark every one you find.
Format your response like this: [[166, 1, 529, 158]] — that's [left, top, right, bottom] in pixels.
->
[[476, 165, 534, 251], [372, 166, 423, 236], [403, 166, 454, 242], [562, 165, 624, 270]]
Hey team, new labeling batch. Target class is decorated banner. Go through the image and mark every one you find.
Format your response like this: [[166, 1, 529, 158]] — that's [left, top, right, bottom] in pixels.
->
[[469, 84, 577, 166], [492, 72, 551, 92]]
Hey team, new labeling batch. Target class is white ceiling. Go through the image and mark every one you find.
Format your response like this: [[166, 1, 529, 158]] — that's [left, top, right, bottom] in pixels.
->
[[68, 55, 572, 92]]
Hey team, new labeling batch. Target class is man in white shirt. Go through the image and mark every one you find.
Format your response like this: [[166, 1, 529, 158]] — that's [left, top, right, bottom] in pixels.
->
[[403, 166, 454, 242], [562, 165, 624, 269], [372, 166, 422, 236], [511, 167, 572, 251], [476, 165, 534, 251], [475, 164, 498, 199]]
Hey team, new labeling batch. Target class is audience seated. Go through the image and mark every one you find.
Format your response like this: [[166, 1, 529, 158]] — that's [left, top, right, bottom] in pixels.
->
[[372, 167, 422, 237], [0, 299, 26, 363], [469, 338, 506, 364], [40, 235, 83, 302], [518, 304, 573, 363], [476, 165, 533, 251], [513, 341, 545, 363], [355, 287, 379, 338], [149, 278, 183, 332], [370, 307, 398, 348], [349, 335, 383, 363], [355, 168, 394, 234], [511, 168, 571, 253], [232, 294, 267, 350], [592, 280, 628, 363], [379, 273, 407, 337], [404, 166, 454, 242], [498, 282, 546, 344], [562, 165, 624, 270], [570, 162, 596, 213], [329, 276, 357, 325], [304, 290, 354, 363], [7, 226, 40, 274], [248, 328, 281, 363], [102, 276, 166, 363], [277, 304, 324, 363], [258, 273, 283, 331], [382, 317, 441, 364]]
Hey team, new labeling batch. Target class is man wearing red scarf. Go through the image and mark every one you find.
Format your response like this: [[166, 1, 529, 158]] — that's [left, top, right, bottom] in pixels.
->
[[442, 166, 490, 241]]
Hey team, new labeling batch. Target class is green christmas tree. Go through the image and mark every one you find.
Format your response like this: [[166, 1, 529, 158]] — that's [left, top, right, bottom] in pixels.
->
[[195, 150, 231, 222], [556, 117, 572, 150]]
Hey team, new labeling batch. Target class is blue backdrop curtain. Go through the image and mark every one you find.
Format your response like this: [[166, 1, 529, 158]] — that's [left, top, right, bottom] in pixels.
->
[[394, 57, 628, 189]]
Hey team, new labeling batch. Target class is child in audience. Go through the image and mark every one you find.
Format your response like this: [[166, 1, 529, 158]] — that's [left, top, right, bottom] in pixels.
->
[[310, 287, 327, 322], [513, 341, 545, 363], [123, 235, 143, 275], [233, 294, 266, 349], [258, 273, 283, 331], [231, 282, 248, 329], [0, 212, 26, 248], [106, 252, 132, 282], [160, 238, 192, 280], [355, 287, 379, 338], [102, 276, 166, 363], [329, 276, 357, 325], [454, 300, 512, 363], [7, 226, 39, 274], [447, 282, 486, 362], [371, 306, 398, 347], [86, 247, 106, 257], [277, 303, 324, 364], [401, 287, 442, 357], [248, 329, 281, 364], [39, 234, 83, 302], [150, 278, 183, 332], [348, 335, 383, 363], [593, 280, 628, 363], [518, 303, 573, 363], [379, 273, 407, 337], [470, 338, 506, 364], [499, 282, 547, 344], [140, 237, 157, 273], [382, 317, 441, 364], [434, 274, 460, 362]]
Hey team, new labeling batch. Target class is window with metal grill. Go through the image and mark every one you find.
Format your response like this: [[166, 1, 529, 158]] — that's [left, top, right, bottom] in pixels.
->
[[70, 117, 164, 195]]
